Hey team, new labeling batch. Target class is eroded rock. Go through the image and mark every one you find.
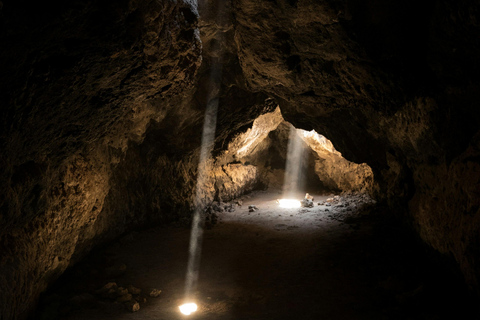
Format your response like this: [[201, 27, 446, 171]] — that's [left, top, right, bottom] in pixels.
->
[[149, 289, 162, 298], [125, 300, 140, 312]]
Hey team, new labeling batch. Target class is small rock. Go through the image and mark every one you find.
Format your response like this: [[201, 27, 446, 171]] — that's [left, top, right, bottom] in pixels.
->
[[325, 203, 331, 207], [249, 208, 255, 212], [212, 203, 224, 213], [224, 203, 235, 212], [301, 199, 314, 208], [125, 300, 140, 312], [204, 206, 214, 214], [248, 205, 257, 210], [96, 282, 117, 294], [127, 285, 141, 295], [149, 289, 162, 297], [116, 287, 128, 296], [116, 294, 132, 303], [105, 288, 118, 299], [325, 209, 330, 212], [235, 199, 243, 206]]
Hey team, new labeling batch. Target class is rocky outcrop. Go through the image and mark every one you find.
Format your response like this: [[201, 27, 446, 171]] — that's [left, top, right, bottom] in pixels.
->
[[301, 128, 374, 193]]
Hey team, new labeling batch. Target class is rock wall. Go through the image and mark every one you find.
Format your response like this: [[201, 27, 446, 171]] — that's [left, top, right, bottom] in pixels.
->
[[1, 0, 479, 318], [214, 106, 374, 194], [230, 0, 480, 294], [0, 0, 202, 318], [300, 128, 374, 193]]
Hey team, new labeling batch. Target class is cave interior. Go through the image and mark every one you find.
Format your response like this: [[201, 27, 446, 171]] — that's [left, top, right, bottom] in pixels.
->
[[1, 0, 480, 319]]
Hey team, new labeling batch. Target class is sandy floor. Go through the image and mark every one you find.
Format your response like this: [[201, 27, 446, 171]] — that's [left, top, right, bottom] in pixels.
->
[[37, 190, 477, 320]]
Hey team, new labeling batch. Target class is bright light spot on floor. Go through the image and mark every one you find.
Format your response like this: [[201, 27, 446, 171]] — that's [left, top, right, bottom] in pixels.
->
[[278, 199, 301, 208], [179, 303, 198, 315]]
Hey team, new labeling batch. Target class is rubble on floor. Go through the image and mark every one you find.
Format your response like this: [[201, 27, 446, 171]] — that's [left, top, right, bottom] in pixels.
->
[[301, 198, 314, 208]]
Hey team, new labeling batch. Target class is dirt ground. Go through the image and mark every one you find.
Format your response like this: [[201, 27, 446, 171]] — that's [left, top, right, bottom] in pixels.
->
[[37, 190, 478, 320]]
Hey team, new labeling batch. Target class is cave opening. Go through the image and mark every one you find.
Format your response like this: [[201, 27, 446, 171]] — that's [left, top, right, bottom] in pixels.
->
[[2, 0, 480, 319], [210, 106, 374, 202]]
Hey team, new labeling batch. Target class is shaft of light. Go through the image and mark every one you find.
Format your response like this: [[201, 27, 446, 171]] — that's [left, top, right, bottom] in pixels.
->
[[183, 0, 226, 306], [184, 96, 219, 300], [282, 126, 306, 198]]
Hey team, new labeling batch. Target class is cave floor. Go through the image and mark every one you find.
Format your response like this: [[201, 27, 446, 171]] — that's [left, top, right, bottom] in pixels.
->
[[38, 190, 477, 320]]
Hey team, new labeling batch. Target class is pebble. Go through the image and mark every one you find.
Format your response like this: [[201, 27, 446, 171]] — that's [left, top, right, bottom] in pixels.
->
[[125, 300, 140, 312], [149, 289, 162, 297], [106, 288, 118, 299], [212, 203, 224, 213], [96, 282, 117, 294], [116, 287, 128, 296], [127, 285, 141, 295], [301, 199, 314, 208], [224, 203, 235, 212]]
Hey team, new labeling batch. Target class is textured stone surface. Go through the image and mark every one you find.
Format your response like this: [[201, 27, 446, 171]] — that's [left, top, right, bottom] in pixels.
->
[[301, 127, 374, 193], [225, 0, 480, 296], [218, 107, 374, 193], [1, 0, 480, 318], [0, 0, 202, 318]]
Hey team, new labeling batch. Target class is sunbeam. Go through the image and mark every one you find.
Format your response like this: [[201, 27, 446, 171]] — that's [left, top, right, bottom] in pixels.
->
[[282, 126, 306, 199]]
